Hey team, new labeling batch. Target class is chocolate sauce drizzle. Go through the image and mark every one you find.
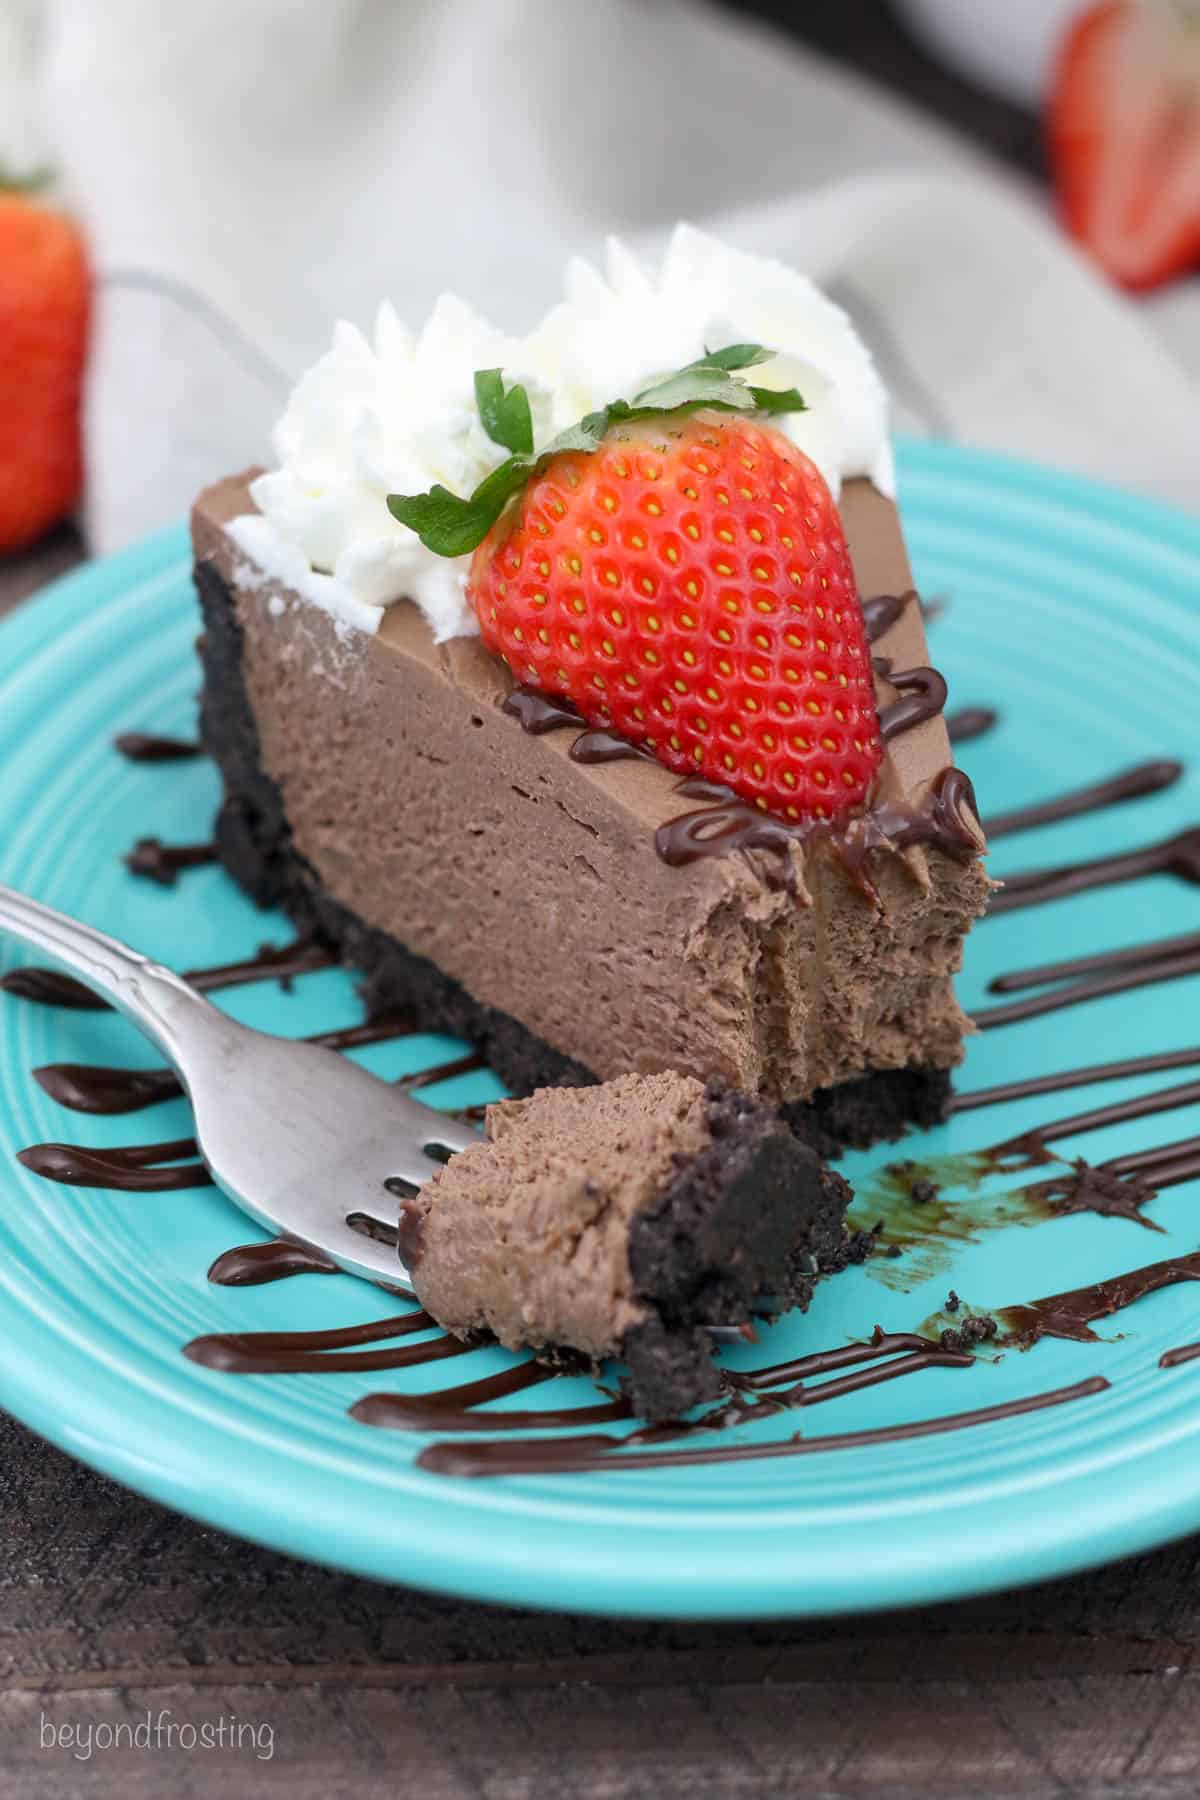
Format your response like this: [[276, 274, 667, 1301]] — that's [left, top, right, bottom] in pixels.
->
[[654, 766, 981, 888], [951, 1048, 1200, 1115], [500, 689, 581, 734], [34, 1062, 182, 1115], [353, 1233, 1200, 1476], [945, 707, 998, 746], [989, 825, 1200, 915], [859, 1075, 1200, 1285], [113, 732, 202, 762], [124, 838, 218, 886], [33, 1008, 418, 1117], [991, 1251, 1200, 1348], [986, 760, 1183, 841], [974, 929, 1200, 1029], [398, 1052, 486, 1090], [17, 1136, 211, 1192], [415, 1379, 1109, 1478], [18, 1018, 473, 1201], [1, 936, 335, 1012], [1, 967, 118, 1010], [184, 1309, 473, 1374], [502, 587, 958, 891], [878, 668, 948, 743], [207, 1239, 339, 1286], [351, 1362, 627, 1433], [418, 1241, 1200, 1476], [861, 590, 916, 642], [569, 730, 653, 766]]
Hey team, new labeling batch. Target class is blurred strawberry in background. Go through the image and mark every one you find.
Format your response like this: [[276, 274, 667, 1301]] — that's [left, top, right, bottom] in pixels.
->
[[0, 181, 89, 555], [1050, 0, 1200, 289]]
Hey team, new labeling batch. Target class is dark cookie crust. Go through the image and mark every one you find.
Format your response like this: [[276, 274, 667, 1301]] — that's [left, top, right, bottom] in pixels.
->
[[195, 556, 952, 1144], [621, 1083, 856, 1420]]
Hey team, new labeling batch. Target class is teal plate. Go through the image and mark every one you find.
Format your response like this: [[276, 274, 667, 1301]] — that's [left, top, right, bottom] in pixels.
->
[[2, 439, 1199, 1619]]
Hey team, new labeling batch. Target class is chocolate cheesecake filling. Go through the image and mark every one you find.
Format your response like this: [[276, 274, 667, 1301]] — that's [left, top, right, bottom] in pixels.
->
[[398, 1073, 857, 1422], [193, 470, 988, 1147]]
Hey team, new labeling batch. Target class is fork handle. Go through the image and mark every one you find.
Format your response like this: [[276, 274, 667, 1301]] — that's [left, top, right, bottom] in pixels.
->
[[0, 883, 222, 1078]]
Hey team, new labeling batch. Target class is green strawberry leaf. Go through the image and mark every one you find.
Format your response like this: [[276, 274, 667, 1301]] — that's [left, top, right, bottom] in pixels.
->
[[696, 343, 773, 371], [628, 366, 758, 414], [474, 368, 534, 456], [748, 383, 808, 415], [386, 485, 497, 559], [0, 161, 55, 196], [543, 409, 612, 457], [388, 343, 806, 558]]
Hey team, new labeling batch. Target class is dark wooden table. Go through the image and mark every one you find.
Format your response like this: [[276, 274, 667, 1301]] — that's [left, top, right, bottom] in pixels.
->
[[6, 10, 1199, 1795]]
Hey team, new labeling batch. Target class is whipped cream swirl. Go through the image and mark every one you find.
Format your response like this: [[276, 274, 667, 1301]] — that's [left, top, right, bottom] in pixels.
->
[[233, 225, 894, 643]]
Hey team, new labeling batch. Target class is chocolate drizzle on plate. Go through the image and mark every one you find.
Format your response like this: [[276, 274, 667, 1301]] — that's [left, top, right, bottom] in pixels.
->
[[415, 1245, 1199, 1481], [17, 1136, 211, 1192], [990, 1250, 1200, 1348], [113, 732, 202, 762], [183, 1309, 473, 1375], [207, 1238, 339, 1286], [989, 824, 1200, 915], [0, 967, 114, 1010], [974, 929, 1200, 1028], [945, 707, 998, 746], [351, 1360, 628, 1433], [33, 1061, 182, 1115], [860, 1072, 1200, 1284], [986, 759, 1183, 841], [31, 1007, 417, 1117], [396, 1052, 487, 1091], [124, 838, 218, 886], [1, 935, 335, 1012], [414, 1378, 1109, 1479], [951, 1048, 1200, 1115]]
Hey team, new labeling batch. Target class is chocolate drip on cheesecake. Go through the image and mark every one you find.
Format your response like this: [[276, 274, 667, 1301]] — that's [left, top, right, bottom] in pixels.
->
[[878, 667, 949, 742], [861, 589, 916, 641]]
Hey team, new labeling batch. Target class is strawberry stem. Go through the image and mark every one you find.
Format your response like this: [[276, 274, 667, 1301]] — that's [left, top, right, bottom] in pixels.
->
[[0, 162, 55, 196], [388, 343, 806, 558]]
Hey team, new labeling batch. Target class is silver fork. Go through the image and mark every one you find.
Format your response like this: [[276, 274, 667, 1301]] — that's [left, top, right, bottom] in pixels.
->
[[0, 884, 480, 1288]]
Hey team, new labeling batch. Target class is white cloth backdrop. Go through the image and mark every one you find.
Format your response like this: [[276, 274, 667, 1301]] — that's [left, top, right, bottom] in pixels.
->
[[4, 0, 1198, 547]]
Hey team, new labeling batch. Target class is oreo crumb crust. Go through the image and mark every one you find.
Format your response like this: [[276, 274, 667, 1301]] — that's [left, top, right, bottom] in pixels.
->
[[939, 1314, 998, 1353], [196, 556, 952, 1149], [620, 1082, 854, 1421]]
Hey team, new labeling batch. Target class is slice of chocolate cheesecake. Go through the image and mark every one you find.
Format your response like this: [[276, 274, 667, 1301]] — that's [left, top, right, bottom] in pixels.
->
[[397, 1071, 858, 1422], [193, 469, 987, 1154]]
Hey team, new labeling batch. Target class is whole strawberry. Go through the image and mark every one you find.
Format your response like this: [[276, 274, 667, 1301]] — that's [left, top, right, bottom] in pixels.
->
[[1050, 0, 1200, 291], [470, 413, 880, 822], [0, 188, 89, 554], [390, 350, 883, 824]]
